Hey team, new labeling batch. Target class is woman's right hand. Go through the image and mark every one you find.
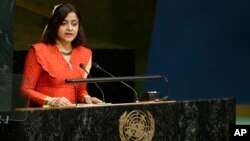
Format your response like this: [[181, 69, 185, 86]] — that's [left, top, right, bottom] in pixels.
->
[[47, 97, 73, 107]]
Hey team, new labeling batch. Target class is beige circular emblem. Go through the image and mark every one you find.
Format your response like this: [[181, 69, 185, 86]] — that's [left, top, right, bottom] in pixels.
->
[[119, 110, 155, 141]]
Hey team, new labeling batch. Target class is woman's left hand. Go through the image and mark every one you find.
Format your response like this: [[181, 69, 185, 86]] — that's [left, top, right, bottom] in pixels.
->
[[84, 95, 103, 104]]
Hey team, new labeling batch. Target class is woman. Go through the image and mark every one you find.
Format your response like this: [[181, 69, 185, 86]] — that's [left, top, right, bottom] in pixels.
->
[[20, 3, 103, 107]]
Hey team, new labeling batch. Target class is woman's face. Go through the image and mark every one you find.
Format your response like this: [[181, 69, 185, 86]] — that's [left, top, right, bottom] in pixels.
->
[[57, 12, 79, 44]]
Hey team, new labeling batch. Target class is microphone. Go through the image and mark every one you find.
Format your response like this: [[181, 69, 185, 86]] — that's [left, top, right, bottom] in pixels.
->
[[79, 63, 105, 102], [92, 62, 139, 103]]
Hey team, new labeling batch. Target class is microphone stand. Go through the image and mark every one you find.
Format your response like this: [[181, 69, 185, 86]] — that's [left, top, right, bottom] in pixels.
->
[[94, 64, 139, 102], [162, 76, 169, 100], [67, 79, 78, 106], [79, 64, 105, 102], [65, 75, 164, 103]]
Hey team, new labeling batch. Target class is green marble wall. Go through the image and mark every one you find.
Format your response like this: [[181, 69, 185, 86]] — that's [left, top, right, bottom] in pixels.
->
[[0, 0, 14, 72], [0, 0, 14, 111]]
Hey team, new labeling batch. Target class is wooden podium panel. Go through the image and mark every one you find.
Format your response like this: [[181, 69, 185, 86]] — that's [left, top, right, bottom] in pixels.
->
[[1, 98, 235, 141]]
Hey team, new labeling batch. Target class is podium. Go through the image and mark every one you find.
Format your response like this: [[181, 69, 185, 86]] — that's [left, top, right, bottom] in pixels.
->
[[1, 97, 235, 141]]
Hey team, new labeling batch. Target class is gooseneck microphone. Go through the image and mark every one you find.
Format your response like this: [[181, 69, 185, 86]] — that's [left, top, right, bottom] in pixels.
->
[[92, 62, 139, 103], [79, 63, 105, 102]]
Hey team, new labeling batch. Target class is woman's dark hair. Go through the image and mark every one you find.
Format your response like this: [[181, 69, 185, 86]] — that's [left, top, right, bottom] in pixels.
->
[[41, 3, 86, 47]]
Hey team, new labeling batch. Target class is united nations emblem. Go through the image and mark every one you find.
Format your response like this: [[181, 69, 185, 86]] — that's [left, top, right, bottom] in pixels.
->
[[119, 110, 155, 141]]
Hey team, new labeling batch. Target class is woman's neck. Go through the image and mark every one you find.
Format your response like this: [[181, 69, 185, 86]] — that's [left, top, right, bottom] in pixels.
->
[[56, 40, 72, 52]]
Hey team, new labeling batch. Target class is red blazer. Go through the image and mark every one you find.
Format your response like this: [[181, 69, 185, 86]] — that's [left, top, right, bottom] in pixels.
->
[[20, 43, 91, 107]]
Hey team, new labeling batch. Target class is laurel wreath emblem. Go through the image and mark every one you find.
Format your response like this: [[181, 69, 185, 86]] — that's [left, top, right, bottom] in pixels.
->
[[119, 110, 155, 141]]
